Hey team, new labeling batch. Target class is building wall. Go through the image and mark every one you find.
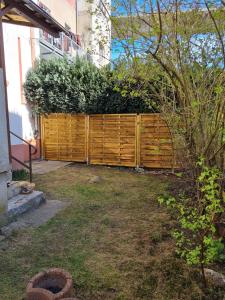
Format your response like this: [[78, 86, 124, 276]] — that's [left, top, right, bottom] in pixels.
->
[[4, 0, 111, 170], [3, 0, 79, 170], [40, 0, 77, 33], [91, 0, 111, 67], [77, 5, 91, 50], [4, 25, 33, 143], [77, 0, 111, 67], [3, 23, 41, 169]]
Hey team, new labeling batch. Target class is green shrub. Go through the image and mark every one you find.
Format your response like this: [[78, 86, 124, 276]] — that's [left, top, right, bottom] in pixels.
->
[[24, 58, 159, 114], [24, 58, 107, 114]]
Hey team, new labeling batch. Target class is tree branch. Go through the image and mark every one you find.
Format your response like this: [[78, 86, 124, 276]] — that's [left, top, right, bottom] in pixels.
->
[[204, 0, 225, 70]]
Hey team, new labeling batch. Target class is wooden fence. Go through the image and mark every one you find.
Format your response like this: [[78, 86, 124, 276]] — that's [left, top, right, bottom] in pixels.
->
[[41, 113, 177, 169]]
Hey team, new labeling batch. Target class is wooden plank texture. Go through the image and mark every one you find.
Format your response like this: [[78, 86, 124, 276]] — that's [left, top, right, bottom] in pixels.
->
[[41, 113, 178, 169], [139, 114, 175, 169], [88, 114, 137, 167], [41, 114, 86, 162]]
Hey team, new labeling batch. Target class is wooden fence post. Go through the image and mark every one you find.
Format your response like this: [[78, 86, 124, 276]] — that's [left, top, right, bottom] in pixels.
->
[[86, 115, 90, 165], [136, 114, 141, 168], [40, 115, 44, 160]]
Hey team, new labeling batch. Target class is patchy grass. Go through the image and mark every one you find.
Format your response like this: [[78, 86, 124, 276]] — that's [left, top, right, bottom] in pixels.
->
[[12, 169, 29, 181], [0, 164, 223, 299]]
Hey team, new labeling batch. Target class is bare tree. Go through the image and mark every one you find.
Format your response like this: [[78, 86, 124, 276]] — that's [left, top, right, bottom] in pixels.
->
[[106, 1, 225, 182]]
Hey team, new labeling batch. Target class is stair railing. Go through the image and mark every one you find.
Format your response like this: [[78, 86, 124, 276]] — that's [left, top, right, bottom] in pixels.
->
[[10, 131, 37, 183]]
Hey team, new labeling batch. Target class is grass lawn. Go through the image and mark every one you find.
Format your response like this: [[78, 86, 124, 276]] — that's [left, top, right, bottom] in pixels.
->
[[0, 164, 223, 299]]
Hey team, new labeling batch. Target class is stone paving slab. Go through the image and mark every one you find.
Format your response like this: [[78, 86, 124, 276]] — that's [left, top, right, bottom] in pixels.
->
[[1, 200, 68, 237], [32, 160, 72, 175]]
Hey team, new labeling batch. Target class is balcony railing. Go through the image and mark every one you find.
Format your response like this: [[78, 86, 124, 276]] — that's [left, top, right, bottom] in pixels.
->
[[39, 30, 92, 61]]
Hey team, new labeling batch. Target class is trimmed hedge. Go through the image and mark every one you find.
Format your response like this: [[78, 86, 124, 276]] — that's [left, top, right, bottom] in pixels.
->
[[24, 58, 159, 114]]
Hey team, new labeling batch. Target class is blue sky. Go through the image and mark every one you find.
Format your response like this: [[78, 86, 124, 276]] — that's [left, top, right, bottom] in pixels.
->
[[110, 0, 223, 62]]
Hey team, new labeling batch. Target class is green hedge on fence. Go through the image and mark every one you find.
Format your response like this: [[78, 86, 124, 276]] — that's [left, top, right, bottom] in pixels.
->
[[24, 57, 162, 114]]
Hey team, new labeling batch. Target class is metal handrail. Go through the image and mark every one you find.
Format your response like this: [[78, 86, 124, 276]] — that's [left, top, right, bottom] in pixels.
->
[[10, 131, 37, 183]]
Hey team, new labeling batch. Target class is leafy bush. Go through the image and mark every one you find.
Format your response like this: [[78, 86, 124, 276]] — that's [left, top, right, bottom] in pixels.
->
[[111, 58, 172, 113], [90, 67, 157, 114], [24, 58, 159, 114], [24, 58, 107, 114]]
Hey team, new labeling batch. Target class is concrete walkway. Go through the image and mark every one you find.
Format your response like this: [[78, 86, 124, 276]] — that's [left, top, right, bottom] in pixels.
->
[[1, 200, 68, 237], [32, 160, 71, 175]]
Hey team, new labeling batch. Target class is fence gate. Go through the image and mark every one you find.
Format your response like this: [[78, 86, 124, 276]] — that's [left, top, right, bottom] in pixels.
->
[[41, 113, 176, 169]]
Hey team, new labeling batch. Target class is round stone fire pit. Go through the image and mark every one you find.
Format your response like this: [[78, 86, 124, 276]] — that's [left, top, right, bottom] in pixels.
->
[[26, 268, 73, 300]]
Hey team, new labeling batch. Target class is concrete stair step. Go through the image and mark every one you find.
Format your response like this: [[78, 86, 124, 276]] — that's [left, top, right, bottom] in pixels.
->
[[7, 181, 35, 200], [8, 191, 45, 219]]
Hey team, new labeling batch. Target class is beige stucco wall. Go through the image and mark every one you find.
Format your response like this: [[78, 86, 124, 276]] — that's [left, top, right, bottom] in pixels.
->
[[40, 0, 77, 33], [77, 0, 111, 67], [77, 10, 91, 50], [4, 24, 35, 146]]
